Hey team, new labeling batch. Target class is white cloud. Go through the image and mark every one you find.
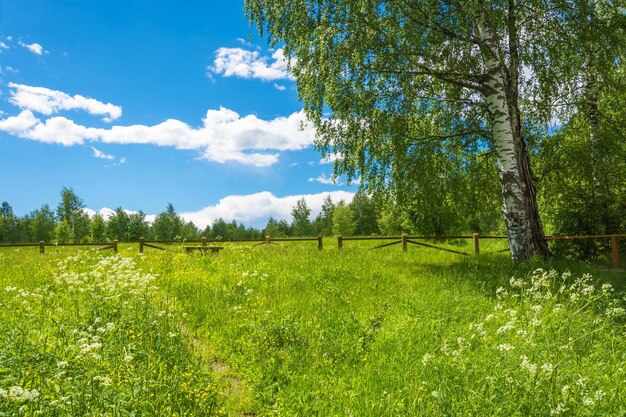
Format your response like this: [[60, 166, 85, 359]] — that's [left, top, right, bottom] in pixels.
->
[[84, 207, 151, 221], [8, 83, 122, 121], [119, 157, 127, 165], [0, 98, 316, 167], [210, 47, 294, 81], [4, 66, 18, 73], [236, 38, 259, 49], [91, 146, 115, 160], [308, 173, 342, 185], [180, 191, 355, 229], [18, 41, 46, 55], [273, 83, 286, 91], [83, 191, 354, 229], [0, 41, 8, 49]]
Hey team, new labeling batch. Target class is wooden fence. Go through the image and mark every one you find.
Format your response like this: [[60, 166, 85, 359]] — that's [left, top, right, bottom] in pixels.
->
[[0, 240, 118, 254], [337, 233, 625, 269], [138, 236, 323, 252], [0, 233, 623, 268]]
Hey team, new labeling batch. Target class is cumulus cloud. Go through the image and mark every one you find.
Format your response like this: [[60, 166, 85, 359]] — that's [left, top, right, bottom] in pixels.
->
[[308, 173, 342, 185], [8, 83, 122, 121], [180, 191, 355, 229], [18, 41, 46, 55], [83, 191, 354, 229], [0, 102, 315, 167], [210, 47, 294, 81], [91, 146, 115, 160], [273, 83, 286, 91]]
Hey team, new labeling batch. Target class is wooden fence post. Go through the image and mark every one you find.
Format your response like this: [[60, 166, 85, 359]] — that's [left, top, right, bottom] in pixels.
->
[[113, 240, 118, 253], [338, 235, 343, 250], [401, 233, 408, 252], [265, 235, 271, 245], [202, 237, 207, 247], [317, 235, 323, 250], [39, 241, 45, 254], [473, 233, 480, 255], [139, 237, 144, 253], [611, 235, 620, 269]]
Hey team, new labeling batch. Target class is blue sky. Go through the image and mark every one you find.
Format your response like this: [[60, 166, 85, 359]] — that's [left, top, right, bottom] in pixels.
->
[[0, 0, 356, 228]]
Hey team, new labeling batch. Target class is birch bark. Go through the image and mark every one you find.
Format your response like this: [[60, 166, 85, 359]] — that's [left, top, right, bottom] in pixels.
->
[[476, 12, 536, 261]]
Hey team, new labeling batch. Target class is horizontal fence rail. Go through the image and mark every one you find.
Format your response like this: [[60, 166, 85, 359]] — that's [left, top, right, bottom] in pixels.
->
[[0, 241, 118, 254], [0, 233, 623, 268]]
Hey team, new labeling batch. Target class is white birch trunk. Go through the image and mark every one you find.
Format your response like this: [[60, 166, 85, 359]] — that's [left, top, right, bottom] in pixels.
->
[[476, 13, 535, 261]]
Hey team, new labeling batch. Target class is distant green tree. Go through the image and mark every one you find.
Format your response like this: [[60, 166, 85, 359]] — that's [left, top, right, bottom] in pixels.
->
[[56, 187, 89, 243], [0, 201, 18, 243], [377, 199, 410, 236], [55, 220, 73, 244], [332, 201, 356, 236], [313, 196, 335, 236], [291, 198, 312, 237], [107, 208, 130, 241], [210, 218, 228, 239], [350, 191, 379, 236], [128, 212, 149, 241], [0, 201, 13, 218], [264, 216, 288, 238], [151, 203, 183, 240], [90, 214, 107, 242], [181, 221, 200, 240], [30, 204, 56, 242]]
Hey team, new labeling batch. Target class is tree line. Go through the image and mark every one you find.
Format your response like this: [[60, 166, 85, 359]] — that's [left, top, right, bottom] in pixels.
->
[[0, 184, 505, 245], [0, 187, 261, 244], [0, 187, 384, 244]]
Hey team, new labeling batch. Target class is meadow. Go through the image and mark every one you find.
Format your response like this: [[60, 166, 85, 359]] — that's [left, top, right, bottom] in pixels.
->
[[0, 240, 625, 416]]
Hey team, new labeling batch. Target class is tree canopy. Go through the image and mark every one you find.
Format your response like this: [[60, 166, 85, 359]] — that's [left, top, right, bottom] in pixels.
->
[[245, 0, 626, 261]]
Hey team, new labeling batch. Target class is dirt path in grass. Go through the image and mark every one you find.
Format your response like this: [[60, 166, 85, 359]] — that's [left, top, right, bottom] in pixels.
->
[[180, 324, 257, 416]]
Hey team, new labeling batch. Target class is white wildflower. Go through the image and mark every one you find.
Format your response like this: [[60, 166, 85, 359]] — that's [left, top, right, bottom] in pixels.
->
[[550, 403, 567, 415], [421, 353, 433, 366], [582, 397, 594, 406], [496, 344, 515, 352], [93, 376, 112, 386], [3, 386, 40, 402], [541, 363, 554, 375], [520, 355, 537, 376]]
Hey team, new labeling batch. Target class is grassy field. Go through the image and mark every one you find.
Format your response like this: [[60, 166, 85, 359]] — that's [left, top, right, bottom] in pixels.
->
[[1, 241, 625, 416]]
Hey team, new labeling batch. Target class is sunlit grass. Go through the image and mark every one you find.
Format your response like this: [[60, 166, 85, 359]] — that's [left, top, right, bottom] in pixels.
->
[[1, 242, 625, 416]]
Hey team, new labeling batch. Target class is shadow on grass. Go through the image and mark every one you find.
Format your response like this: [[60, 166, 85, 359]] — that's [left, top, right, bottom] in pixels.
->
[[385, 249, 626, 296]]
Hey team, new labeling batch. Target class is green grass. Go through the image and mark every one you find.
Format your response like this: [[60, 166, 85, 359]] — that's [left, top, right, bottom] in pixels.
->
[[1, 242, 625, 416]]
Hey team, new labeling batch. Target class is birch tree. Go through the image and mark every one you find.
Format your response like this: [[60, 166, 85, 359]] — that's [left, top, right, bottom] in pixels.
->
[[245, 0, 569, 261]]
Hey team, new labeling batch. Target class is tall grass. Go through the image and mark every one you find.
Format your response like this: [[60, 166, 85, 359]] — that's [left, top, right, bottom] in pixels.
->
[[0, 250, 219, 416], [1, 242, 625, 416]]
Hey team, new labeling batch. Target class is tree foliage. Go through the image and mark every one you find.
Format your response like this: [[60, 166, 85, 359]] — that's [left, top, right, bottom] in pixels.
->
[[245, 0, 626, 260]]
